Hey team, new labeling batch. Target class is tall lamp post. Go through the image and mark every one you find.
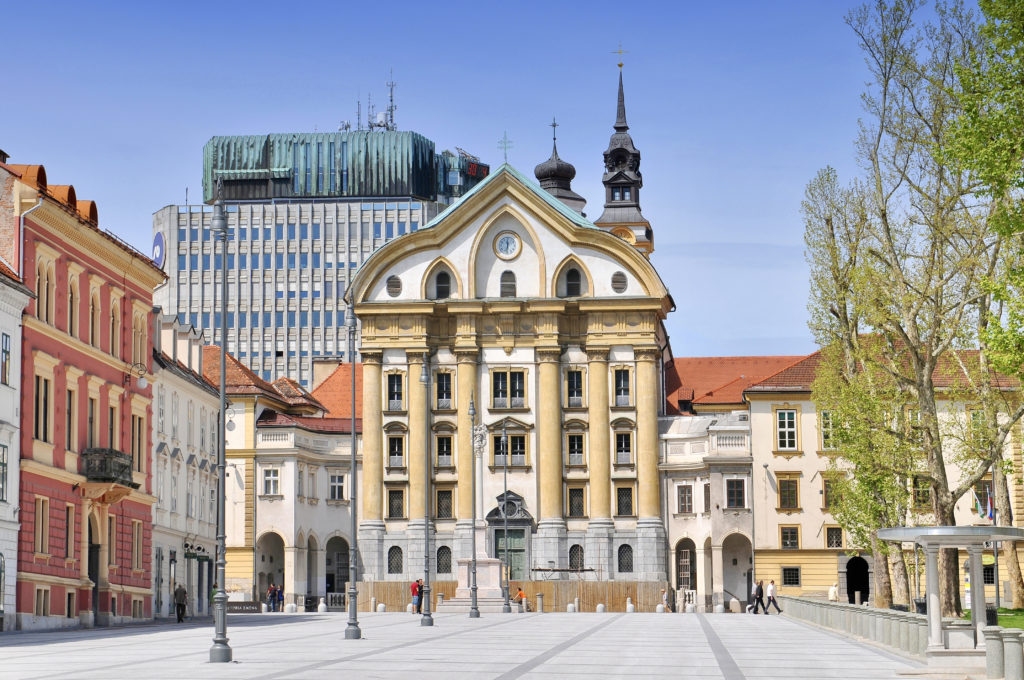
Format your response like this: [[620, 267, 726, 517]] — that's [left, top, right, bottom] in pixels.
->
[[344, 310, 361, 639], [210, 180, 232, 663], [420, 359, 433, 626], [501, 423, 511, 613], [468, 396, 483, 618]]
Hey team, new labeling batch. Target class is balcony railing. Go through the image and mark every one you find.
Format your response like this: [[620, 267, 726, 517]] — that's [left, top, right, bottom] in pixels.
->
[[82, 448, 139, 489]]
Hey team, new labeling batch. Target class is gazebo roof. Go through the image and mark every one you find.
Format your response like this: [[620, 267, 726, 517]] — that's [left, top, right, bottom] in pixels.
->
[[878, 525, 1024, 547]]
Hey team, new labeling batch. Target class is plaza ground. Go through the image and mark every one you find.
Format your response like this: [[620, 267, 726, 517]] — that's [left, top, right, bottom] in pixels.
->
[[0, 611, 928, 679]]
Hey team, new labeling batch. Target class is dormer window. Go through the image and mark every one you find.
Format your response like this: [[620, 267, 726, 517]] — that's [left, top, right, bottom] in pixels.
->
[[612, 187, 622, 201], [623, 188, 631, 200]]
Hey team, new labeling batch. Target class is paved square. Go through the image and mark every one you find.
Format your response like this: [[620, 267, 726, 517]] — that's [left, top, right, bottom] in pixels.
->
[[0, 612, 923, 679]]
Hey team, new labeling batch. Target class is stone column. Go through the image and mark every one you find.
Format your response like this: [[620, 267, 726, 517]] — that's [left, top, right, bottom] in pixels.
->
[[969, 545, 986, 649], [925, 545, 943, 649], [454, 351, 478, 562], [358, 351, 385, 580], [695, 546, 707, 612], [635, 347, 666, 580], [711, 544, 725, 612], [535, 348, 567, 571], [408, 352, 427, 520], [585, 348, 612, 578]]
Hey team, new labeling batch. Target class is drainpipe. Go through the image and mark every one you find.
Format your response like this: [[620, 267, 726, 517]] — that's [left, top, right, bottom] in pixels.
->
[[20, 196, 44, 278]]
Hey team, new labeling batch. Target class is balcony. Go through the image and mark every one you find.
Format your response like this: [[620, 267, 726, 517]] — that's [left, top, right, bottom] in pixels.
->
[[82, 448, 139, 504]]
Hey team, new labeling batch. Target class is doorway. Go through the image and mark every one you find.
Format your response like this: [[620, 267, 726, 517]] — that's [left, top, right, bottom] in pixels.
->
[[88, 516, 99, 622], [494, 529, 527, 580], [846, 555, 870, 604]]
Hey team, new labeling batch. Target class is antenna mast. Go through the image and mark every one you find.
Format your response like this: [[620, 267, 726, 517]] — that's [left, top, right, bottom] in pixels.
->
[[386, 70, 397, 130]]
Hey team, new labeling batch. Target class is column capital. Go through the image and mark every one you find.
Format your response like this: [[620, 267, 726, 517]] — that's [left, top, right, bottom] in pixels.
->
[[455, 350, 479, 364], [634, 347, 660, 362], [406, 351, 429, 365], [536, 348, 562, 364], [361, 351, 383, 365], [586, 347, 609, 363]]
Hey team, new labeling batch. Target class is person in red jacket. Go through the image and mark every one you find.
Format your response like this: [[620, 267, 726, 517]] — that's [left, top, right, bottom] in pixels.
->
[[411, 579, 421, 614]]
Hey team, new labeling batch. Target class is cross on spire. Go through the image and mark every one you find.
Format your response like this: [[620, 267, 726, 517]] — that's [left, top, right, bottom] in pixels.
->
[[611, 42, 628, 69], [549, 117, 559, 143], [498, 131, 513, 163]]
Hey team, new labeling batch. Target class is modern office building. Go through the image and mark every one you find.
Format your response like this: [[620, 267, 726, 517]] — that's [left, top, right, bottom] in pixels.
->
[[152, 130, 489, 389]]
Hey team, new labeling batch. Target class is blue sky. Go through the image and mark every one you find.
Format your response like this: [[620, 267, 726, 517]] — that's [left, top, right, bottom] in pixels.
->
[[1, 0, 879, 358]]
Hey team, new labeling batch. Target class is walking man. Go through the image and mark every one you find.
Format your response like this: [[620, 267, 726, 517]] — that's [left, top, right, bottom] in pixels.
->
[[174, 583, 187, 623], [766, 579, 783, 614], [754, 580, 766, 614]]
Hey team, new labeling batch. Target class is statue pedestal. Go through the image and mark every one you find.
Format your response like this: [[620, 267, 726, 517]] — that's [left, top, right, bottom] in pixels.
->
[[438, 557, 509, 613]]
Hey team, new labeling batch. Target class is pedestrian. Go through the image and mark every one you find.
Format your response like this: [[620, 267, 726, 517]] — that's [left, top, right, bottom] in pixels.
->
[[828, 582, 839, 603], [515, 587, 527, 612], [754, 580, 766, 614], [766, 579, 783, 614], [411, 579, 421, 614], [174, 583, 187, 623], [747, 582, 757, 613], [277, 585, 285, 612], [661, 588, 672, 613], [267, 583, 276, 612]]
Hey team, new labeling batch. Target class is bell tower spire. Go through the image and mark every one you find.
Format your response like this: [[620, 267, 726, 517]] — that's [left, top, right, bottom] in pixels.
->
[[594, 63, 652, 256]]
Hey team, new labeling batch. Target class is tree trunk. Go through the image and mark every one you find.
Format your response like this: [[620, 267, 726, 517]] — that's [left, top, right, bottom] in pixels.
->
[[994, 463, 1024, 608], [888, 545, 911, 606], [871, 533, 892, 608], [939, 547, 962, 617]]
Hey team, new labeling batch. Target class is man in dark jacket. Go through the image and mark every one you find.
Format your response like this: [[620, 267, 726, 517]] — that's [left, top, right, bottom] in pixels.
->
[[174, 584, 188, 623], [754, 580, 766, 614]]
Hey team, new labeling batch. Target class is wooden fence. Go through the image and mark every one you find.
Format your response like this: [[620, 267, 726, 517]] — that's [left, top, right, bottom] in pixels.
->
[[356, 580, 666, 613]]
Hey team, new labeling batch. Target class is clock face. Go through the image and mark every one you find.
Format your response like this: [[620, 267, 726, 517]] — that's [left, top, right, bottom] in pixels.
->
[[495, 232, 520, 259]]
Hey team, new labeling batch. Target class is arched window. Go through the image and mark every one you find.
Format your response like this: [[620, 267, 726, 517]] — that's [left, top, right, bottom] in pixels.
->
[[500, 271, 516, 298], [68, 281, 78, 338], [437, 546, 452, 574], [109, 303, 120, 359], [387, 546, 403, 574], [435, 271, 451, 299], [89, 294, 101, 347], [34, 266, 42, 320], [617, 544, 634, 573], [569, 544, 584, 571], [566, 268, 581, 297]]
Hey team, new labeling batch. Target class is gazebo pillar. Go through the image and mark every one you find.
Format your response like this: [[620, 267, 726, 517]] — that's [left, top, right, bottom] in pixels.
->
[[925, 545, 943, 650], [969, 545, 986, 649]]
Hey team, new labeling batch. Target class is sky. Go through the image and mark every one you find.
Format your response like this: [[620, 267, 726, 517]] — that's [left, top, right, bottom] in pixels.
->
[[1, 0, 882, 358]]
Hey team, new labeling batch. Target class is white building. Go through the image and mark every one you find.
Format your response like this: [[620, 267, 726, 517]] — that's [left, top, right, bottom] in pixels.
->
[[151, 313, 219, 618]]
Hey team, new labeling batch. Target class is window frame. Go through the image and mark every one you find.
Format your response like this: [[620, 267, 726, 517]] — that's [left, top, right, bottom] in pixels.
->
[[387, 434, 406, 469], [773, 405, 801, 453], [612, 366, 633, 408], [819, 409, 836, 451], [385, 371, 405, 412], [491, 368, 527, 410], [777, 474, 800, 512], [435, 487, 454, 520], [435, 433, 453, 468], [677, 484, 694, 514], [725, 478, 746, 509], [780, 525, 800, 550], [615, 484, 635, 517], [566, 485, 587, 518], [564, 367, 585, 408], [492, 432, 528, 468], [781, 566, 801, 587], [34, 496, 50, 555], [329, 472, 345, 501], [434, 371, 454, 411], [262, 467, 281, 496], [565, 431, 586, 467], [825, 526, 844, 549], [387, 487, 405, 519]]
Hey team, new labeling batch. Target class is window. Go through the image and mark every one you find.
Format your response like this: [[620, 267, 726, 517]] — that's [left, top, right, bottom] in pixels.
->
[[820, 410, 836, 450], [67, 592, 76, 619], [566, 434, 584, 466], [386, 275, 402, 297], [262, 468, 280, 495], [615, 432, 632, 465], [67, 282, 78, 338], [0, 444, 6, 502], [35, 261, 54, 324], [677, 485, 693, 514], [33, 375, 51, 443], [781, 526, 800, 550], [566, 268, 581, 297], [781, 566, 801, 587], [65, 505, 74, 558], [566, 369, 583, 407], [0, 333, 10, 385], [826, 527, 843, 548], [89, 294, 100, 347], [131, 415, 144, 472], [975, 479, 992, 513], [435, 489, 453, 519], [985, 564, 996, 585], [387, 546, 403, 574], [437, 546, 452, 574], [387, 489, 405, 519], [611, 271, 628, 293], [616, 486, 634, 516], [567, 487, 585, 517], [776, 409, 797, 450], [308, 470, 317, 499], [823, 478, 838, 511], [614, 369, 631, 406], [726, 479, 746, 508], [388, 436, 405, 468], [109, 302, 120, 359], [778, 476, 799, 510], [500, 271, 516, 297], [435, 435, 453, 467], [435, 272, 451, 299], [912, 476, 931, 509], [34, 588, 50, 617], [386, 373, 404, 411], [65, 389, 76, 452], [569, 544, 584, 571], [704, 482, 711, 513], [329, 473, 344, 501], [435, 372, 452, 409], [88, 398, 97, 448], [617, 544, 633, 573], [170, 475, 178, 512], [494, 434, 526, 466], [131, 520, 142, 570], [492, 369, 525, 409], [34, 497, 49, 553], [108, 405, 118, 450]]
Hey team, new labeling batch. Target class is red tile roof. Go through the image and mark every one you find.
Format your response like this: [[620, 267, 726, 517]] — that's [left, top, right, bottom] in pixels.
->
[[311, 362, 363, 419], [272, 376, 327, 411], [202, 345, 280, 399], [666, 355, 804, 413], [257, 410, 361, 434]]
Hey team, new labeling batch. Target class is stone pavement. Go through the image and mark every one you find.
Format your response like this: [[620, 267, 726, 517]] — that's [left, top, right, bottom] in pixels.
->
[[0, 611, 926, 680]]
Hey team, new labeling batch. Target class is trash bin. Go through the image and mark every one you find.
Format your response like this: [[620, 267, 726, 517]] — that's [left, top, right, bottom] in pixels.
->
[[304, 595, 318, 612], [987, 604, 999, 626], [914, 598, 927, 614]]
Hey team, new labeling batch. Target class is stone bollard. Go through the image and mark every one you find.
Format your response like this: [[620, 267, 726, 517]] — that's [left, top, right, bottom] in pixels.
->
[[685, 603, 695, 614], [317, 597, 327, 614], [262, 602, 268, 613], [285, 603, 298, 613], [536, 593, 544, 613], [407, 603, 415, 614], [371, 597, 377, 612], [983, 626, 1004, 680], [377, 603, 386, 612], [656, 604, 665, 613], [626, 597, 635, 613], [597, 604, 606, 613], [574, 597, 580, 613], [567, 603, 576, 613], [437, 593, 444, 607], [918, 619, 929, 657], [1002, 629, 1024, 680]]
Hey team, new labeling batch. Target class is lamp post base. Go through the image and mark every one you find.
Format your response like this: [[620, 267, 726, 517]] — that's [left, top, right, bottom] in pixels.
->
[[420, 613, 434, 626], [344, 622, 361, 639], [209, 642, 232, 663]]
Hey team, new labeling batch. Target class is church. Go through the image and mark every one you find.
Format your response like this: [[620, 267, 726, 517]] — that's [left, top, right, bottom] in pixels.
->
[[347, 69, 675, 588]]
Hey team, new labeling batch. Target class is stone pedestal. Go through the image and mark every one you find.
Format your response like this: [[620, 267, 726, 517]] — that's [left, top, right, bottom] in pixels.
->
[[585, 518, 613, 579], [636, 518, 668, 581], [534, 518, 567, 573], [437, 556, 509, 613], [358, 520, 386, 580]]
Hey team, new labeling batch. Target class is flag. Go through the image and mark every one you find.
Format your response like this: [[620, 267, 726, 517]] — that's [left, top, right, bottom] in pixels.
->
[[973, 489, 985, 517], [988, 495, 995, 520]]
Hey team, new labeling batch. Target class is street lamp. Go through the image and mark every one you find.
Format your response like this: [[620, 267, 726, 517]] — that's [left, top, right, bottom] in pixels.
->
[[344, 310, 361, 639], [501, 423, 511, 614], [420, 358, 433, 626], [468, 396, 484, 618], [210, 180, 232, 663]]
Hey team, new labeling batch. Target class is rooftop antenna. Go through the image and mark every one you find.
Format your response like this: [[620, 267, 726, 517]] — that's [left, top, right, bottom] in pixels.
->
[[385, 69, 397, 130], [357, 92, 362, 131], [498, 131, 513, 163]]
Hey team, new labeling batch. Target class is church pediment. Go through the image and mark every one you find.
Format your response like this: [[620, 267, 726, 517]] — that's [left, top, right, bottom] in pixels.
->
[[485, 490, 534, 523]]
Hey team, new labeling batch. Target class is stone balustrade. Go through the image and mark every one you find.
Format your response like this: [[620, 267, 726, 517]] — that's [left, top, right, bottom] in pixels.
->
[[778, 595, 928, 659]]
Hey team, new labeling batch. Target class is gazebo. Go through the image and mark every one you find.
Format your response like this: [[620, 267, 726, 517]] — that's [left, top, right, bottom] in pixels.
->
[[878, 526, 1024, 664]]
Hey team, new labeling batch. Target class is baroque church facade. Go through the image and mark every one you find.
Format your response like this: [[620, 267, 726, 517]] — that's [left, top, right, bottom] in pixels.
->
[[348, 72, 674, 584]]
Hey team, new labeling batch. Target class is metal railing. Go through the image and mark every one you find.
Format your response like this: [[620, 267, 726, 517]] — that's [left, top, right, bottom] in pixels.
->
[[82, 448, 138, 488]]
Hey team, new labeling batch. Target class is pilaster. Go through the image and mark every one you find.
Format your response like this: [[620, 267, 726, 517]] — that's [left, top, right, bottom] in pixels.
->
[[635, 348, 660, 519], [361, 352, 383, 522], [587, 348, 610, 520]]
